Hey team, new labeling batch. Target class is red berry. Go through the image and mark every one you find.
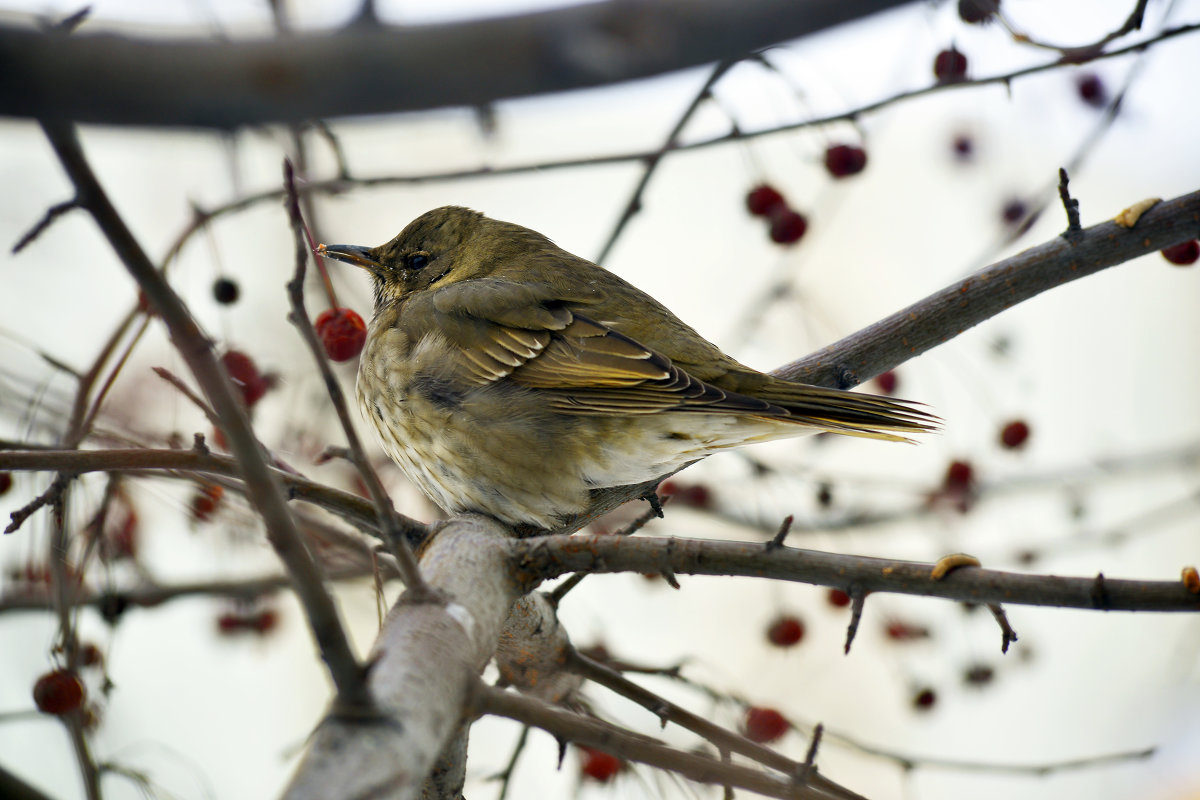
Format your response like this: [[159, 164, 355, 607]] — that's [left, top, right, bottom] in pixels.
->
[[79, 643, 104, 669], [943, 460, 974, 491], [766, 615, 806, 647], [579, 746, 623, 782], [884, 620, 931, 641], [912, 687, 937, 710], [827, 588, 851, 608], [768, 208, 808, 245], [743, 707, 789, 743], [658, 481, 713, 509], [1162, 240, 1199, 266], [1076, 73, 1107, 108], [746, 184, 787, 217], [958, 0, 1000, 23], [999, 420, 1031, 449], [933, 48, 968, 83], [33, 670, 85, 715], [190, 483, 224, 522], [875, 370, 898, 394], [824, 144, 868, 178], [221, 350, 268, 407], [0, 472, 11, 496], [315, 308, 367, 363]]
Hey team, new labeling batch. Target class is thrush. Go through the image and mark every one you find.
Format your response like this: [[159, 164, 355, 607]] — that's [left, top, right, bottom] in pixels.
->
[[320, 206, 934, 530]]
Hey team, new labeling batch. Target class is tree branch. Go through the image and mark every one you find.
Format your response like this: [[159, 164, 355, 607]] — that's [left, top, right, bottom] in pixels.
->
[[2, 0, 912, 128], [512, 534, 1200, 612], [37, 119, 370, 709]]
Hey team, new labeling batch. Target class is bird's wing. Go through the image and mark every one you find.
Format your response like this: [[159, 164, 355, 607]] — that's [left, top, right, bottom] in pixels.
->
[[410, 278, 777, 415], [412, 279, 934, 438]]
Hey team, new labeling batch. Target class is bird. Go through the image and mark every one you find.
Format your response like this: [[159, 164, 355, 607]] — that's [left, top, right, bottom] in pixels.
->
[[319, 206, 934, 531]]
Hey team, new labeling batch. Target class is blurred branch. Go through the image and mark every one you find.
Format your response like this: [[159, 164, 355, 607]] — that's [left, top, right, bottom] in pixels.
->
[[1, 0, 912, 128], [0, 446, 383, 533], [37, 119, 370, 710], [471, 679, 864, 800], [513, 534, 1200, 612]]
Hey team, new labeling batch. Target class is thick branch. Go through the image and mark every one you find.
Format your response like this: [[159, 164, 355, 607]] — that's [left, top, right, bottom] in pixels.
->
[[775, 189, 1200, 387], [1, 0, 911, 128], [512, 535, 1200, 612], [283, 516, 522, 800]]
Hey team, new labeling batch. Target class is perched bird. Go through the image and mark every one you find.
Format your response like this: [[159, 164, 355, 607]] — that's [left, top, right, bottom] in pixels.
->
[[319, 207, 934, 530]]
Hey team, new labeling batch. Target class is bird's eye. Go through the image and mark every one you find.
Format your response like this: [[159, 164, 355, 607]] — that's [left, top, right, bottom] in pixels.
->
[[406, 253, 430, 271]]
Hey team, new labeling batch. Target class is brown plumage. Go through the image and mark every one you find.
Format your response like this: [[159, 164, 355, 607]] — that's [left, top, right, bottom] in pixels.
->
[[320, 206, 934, 529]]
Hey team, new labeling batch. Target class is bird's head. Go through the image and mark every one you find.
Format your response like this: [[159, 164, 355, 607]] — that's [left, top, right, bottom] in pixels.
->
[[319, 205, 555, 312]]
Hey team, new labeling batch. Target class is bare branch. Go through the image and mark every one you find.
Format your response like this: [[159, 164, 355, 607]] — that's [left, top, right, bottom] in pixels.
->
[[512, 534, 1200, 612], [774, 186, 1200, 388], [37, 120, 369, 709], [1, 0, 912, 128], [281, 159, 433, 588]]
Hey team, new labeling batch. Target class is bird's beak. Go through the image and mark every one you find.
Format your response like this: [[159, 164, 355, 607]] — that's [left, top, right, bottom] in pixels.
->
[[317, 243, 383, 276]]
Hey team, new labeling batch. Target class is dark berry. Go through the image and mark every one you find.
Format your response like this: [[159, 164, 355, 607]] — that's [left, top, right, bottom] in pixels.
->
[[766, 615, 805, 647], [934, 48, 968, 83], [33, 670, 85, 715], [875, 370, 898, 394], [579, 747, 623, 782], [815, 482, 833, 508], [1001, 199, 1027, 225], [315, 308, 367, 363], [768, 208, 808, 245], [1076, 73, 1107, 108], [824, 144, 868, 178], [958, 0, 1000, 23], [746, 184, 787, 217], [952, 133, 974, 161], [999, 420, 1030, 449], [79, 643, 104, 669], [744, 707, 789, 743], [912, 687, 937, 710], [212, 278, 240, 305], [1162, 240, 1199, 266]]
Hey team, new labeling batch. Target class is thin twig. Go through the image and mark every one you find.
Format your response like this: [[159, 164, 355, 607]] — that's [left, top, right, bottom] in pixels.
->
[[12, 198, 79, 253], [595, 58, 735, 264], [281, 159, 433, 596], [1057, 167, 1082, 236], [986, 604, 1019, 654], [37, 119, 371, 710]]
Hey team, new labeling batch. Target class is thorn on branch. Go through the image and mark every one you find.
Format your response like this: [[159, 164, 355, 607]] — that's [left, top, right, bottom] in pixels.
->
[[12, 199, 80, 254], [45, 6, 91, 33], [765, 514, 794, 551], [1091, 572, 1111, 609], [642, 490, 665, 519], [796, 723, 824, 784], [1057, 167, 1082, 238], [843, 591, 866, 655], [986, 603, 1019, 653]]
